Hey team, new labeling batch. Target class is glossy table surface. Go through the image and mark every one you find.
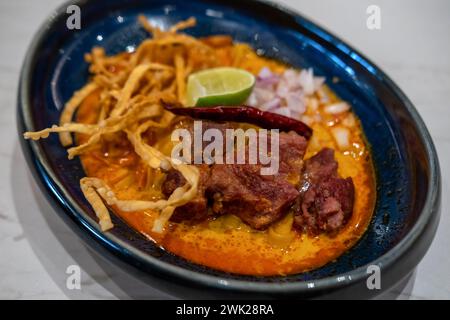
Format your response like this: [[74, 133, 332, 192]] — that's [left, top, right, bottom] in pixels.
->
[[0, 0, 449, 299]]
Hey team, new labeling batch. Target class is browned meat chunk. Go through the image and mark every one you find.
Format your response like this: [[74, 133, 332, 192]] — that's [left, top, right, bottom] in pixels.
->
[[161, 119, 308, 229], [294, 148, 355, 235], [277, 131, 307, 183], [173, 119, 234, 162], [206, 131, 307, 229], [161, 164, 211, 222], [206, 163, 300, 229]]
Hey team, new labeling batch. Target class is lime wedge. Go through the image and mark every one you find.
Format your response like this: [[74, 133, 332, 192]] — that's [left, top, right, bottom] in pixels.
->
[[186, 67, 255, 106]]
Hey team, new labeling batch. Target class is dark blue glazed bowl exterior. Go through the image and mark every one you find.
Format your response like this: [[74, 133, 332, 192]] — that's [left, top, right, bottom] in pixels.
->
[[17, 0, 441, 298]]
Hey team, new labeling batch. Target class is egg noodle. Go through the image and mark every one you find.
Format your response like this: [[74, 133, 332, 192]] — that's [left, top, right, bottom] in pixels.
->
[[23, 16, 247, 233]]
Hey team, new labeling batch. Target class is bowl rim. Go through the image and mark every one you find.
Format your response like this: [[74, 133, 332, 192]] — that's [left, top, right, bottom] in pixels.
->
[[18, 0, 441, 294]]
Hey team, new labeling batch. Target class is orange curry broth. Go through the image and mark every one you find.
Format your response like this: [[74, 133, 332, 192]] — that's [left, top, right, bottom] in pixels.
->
[[75, 47, 375, 276]]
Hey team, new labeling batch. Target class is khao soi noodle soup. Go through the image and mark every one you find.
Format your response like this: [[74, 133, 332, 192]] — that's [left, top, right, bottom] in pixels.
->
[[24, 17, 376, 276]]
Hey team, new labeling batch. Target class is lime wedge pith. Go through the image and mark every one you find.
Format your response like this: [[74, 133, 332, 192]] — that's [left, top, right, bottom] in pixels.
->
[[186, 67, 255, 107]]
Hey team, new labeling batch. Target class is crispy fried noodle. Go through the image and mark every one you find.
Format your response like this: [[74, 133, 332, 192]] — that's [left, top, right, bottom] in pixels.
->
[[23, 16, 208, 233]]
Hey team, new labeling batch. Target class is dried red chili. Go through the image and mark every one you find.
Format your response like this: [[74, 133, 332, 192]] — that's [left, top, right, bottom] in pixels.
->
[[163, 104, 312, 139]]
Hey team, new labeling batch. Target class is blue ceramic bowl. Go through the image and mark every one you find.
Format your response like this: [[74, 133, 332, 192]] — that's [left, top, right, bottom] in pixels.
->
[[17, 0, 441, 298]]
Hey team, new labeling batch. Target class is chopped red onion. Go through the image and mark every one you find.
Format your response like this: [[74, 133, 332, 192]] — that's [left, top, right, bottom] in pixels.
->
[[261, 97, 281, 111], [272, 107, 291, 117], [245, 66, 325, 120]]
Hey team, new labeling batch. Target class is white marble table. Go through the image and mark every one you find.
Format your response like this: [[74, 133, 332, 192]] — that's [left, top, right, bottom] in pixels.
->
[[0, 0, 448, 299]]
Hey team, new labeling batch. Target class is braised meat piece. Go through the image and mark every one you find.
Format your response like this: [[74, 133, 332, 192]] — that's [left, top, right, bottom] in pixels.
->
[[206, 131, 307, 229], [161, 164, 211, 222], [293, 148, 355, 235], [206, 163, 300, 229], [277, 131, 307, 183], [161, 118, 308, 229]]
